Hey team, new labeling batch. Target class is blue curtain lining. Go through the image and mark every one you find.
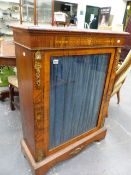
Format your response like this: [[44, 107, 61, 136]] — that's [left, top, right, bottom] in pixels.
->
[[49, 54, 110, 149]]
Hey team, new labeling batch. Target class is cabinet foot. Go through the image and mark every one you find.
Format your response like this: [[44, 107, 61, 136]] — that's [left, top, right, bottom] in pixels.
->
[[95, 135, 106, 142]]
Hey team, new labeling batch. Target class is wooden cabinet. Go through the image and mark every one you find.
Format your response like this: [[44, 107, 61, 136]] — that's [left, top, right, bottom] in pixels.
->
[[13, 26, 128, 175]]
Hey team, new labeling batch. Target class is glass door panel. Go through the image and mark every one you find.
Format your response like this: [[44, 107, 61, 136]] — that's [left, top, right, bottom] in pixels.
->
[[22, 0, 34, 25], [37, 0, 52, 25], [49, 54, 110, 149]]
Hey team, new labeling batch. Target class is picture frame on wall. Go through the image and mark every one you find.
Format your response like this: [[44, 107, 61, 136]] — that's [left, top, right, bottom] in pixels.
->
[[98, 7, 111, 27]]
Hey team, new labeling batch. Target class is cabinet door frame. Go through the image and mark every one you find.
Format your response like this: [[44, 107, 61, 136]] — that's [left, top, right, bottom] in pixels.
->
[[42, 47, 115, 156]]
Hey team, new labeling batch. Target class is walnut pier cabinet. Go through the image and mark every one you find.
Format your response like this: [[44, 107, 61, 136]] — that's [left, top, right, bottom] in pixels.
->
[[13, 26, 128, 175]]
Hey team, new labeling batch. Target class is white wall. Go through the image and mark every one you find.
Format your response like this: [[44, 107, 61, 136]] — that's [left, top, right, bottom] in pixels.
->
[[0, 0, 19, 3], [0, 2, 15, 11], [86, 0, 126, 25], [56, 0, 127, 28], [77, 3, 86, 28]]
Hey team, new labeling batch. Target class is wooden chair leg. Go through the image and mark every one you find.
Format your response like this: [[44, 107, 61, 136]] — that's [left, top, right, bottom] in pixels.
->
[[117, 90, 120, 104], [9, 84, 15, 110], [0, 90, 9, 101]]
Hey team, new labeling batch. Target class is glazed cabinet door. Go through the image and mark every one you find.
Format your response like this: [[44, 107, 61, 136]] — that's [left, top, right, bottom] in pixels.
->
[[43, 48, 115, 155]]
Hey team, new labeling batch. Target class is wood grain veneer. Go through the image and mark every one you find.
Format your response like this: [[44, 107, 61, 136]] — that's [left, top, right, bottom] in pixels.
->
[[13, 26, 128, 175]]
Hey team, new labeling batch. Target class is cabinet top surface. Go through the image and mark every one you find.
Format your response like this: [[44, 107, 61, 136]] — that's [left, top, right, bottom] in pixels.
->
[[12, 25, 129, 36]]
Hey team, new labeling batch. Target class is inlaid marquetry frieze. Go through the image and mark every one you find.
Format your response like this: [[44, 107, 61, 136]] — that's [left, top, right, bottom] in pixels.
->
[[55, 36, 68, 47], [52, 36, 125, 48], [13, 27, 127, 50]]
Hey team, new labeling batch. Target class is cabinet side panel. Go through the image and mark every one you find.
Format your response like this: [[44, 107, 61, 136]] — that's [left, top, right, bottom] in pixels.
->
[[15, 45, 35, 157]]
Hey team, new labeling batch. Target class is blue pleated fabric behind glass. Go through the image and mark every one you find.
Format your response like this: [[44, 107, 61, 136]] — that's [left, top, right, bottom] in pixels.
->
[[49, 54, 110, 149]]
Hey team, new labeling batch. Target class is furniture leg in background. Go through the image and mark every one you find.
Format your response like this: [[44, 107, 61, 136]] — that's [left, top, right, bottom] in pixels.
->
[[0, 40, 16, 101]]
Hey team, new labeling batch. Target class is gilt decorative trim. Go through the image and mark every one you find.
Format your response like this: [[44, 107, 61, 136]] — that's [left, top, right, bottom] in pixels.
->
[[115, 48, 121, 71], [36, 149, 44, 162], [34, 51, 42, 89]]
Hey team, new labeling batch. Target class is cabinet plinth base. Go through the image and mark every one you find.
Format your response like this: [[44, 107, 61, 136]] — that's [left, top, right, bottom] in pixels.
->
[[21, 127, 107, 175]]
